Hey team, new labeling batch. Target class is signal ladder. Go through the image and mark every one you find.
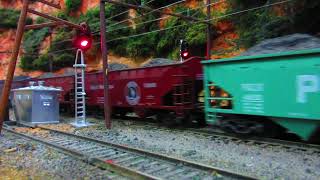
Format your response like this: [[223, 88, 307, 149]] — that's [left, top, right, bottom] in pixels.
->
[[71, 49, 91, 127]]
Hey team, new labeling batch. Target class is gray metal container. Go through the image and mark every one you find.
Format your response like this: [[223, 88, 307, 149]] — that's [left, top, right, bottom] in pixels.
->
[[12, 81, 62, 125]]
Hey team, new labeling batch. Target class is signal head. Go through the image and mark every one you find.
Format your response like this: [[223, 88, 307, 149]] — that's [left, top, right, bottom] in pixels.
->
[[73, 22, 92, 51]]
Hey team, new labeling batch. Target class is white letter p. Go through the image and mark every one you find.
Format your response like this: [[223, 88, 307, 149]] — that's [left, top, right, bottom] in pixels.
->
[[297, 75, 319, 103]]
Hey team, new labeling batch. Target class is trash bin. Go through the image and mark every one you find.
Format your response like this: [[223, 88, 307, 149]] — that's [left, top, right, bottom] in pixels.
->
[[12, 81, 62, 125]]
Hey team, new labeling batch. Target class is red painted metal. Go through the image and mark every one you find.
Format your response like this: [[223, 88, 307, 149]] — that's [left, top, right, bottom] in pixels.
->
[[86, 57, 204, 118], [12, 57, 203, 120], [37, 75, 74, 104]]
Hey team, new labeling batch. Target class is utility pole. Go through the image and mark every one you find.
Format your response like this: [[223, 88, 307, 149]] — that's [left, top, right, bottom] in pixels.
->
[[100, 0, 111, 129], [48, 27, 53, 72], [0, 0, 29, 133], [206, 0, 212, 60]]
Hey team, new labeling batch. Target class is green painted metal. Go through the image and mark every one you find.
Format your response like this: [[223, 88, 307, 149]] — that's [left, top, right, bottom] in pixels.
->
[[275, 118, 318, 140], [202, 49, 320, 140]]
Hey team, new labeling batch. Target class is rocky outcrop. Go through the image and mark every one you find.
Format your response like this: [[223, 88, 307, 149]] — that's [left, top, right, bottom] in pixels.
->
[[240, 34, 320, 56]]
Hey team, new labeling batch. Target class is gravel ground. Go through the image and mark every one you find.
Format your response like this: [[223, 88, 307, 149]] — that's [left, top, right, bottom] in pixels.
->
[[0, 130, 125, 180], [42, 116, 320, 180]]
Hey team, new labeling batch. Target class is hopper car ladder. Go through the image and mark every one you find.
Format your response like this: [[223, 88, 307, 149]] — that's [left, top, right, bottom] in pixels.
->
[[172, 74, 193, 108]]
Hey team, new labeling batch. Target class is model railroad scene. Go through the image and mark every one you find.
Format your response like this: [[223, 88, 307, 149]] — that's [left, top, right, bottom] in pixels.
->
[[1, 0, 320, 179]]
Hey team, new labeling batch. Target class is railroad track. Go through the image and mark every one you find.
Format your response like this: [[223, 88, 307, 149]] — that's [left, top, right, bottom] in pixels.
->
[[3, 125, 256, 180], [112, 118, 320, 154]]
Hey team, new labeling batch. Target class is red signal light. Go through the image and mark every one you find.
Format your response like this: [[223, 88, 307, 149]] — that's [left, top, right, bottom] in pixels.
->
[[73, 22, 92, 51], [80, 40, 89, 47], [180, 40, 190, 60], [74, 36, 92, 51], [182, 51, 189, 58]]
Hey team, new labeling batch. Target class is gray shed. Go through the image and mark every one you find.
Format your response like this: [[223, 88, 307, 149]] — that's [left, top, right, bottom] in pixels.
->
[[12, 82, 62, 125]]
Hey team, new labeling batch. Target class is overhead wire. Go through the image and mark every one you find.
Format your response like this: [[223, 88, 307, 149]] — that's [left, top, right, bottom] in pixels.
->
[[103, 0, 226, 35], [26, 0, 294, 57], [105, 0, 187, 29], [105, 0, 157, 21], [28, 0, 185, 52], [106, 0, 294, 43]]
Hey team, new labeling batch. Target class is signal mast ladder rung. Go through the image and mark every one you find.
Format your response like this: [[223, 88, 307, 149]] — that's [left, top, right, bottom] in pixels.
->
[[73, 49, 87, 124]]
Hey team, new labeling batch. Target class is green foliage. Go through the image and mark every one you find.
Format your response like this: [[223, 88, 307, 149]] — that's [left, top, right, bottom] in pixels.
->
[[32, 54, 50, 71], [23, 28, 49, 54], [228, 1, 294, 48], [35, 17, 47, 24], [155, 6, 207, 58], [0, 8, 32, 28], [126, 33, 158, 58], [20, 28, 50, 71], [290, 0, 320, 34], [148, 0, 185, 8], [228, 0, 320, 48], [65, 0, 82, 13], [19, 56, 34, 71], [49, 29, 75, 71], [52, 53, 74, 70], [49, 29, 73, 52], [56, 11, 68, 20]]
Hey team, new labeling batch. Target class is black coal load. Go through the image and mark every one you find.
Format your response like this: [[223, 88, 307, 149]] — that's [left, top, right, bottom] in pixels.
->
[[109, 63, 129, 71], [141, 58, 176, 67], [240, 34, 320, 56]]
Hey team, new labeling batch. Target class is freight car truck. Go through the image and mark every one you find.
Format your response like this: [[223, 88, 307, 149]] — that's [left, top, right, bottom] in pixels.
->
[[202, 49, 320, 141]]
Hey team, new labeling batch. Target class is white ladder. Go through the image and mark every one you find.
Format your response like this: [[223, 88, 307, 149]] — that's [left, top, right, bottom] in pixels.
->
[[72, 49, 87, 127]]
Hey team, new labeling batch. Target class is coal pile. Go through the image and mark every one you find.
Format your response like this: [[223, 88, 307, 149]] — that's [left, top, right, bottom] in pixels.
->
[[109, 63, 129, 71], [37, 73, 55, 78], [141, 58, 176, 67], [13, 76, 30, 81], [241, 34, 320, 56]]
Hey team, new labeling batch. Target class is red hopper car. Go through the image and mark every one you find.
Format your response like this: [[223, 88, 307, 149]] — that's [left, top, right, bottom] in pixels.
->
[[87, 56, 205, 125], [16, 57, 205, 126]]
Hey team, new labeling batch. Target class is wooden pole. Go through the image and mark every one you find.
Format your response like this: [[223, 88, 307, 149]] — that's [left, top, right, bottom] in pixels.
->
[[100, 1, 111, 129], [0, 0, 30, 133], [27, 9, 83, 30], [24, 21, 63, 30], [34, 0, 61, 9], [206, 0, 212, 60]]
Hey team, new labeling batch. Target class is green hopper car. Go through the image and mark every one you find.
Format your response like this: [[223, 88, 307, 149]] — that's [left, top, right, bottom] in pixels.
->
[[202, 49, 320, 141]]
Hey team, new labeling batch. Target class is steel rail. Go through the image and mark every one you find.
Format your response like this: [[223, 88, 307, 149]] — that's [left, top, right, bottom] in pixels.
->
[[112, 117, 320, 152], [2, 128, 121, 179], [4, 125, 256, 180], [38, 125, 257, 179], [3, 127, 162, 180]]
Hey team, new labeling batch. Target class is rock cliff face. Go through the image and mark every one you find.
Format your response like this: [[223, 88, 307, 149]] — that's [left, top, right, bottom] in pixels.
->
[[0, 0, 254, 79]]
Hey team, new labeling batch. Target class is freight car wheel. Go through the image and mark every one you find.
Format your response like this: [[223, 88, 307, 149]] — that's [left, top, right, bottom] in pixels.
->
[[197, 115, 206, 127], [134, 108, 148, 119], [183, 114, 195, 128], [157, 112, 176, 128]]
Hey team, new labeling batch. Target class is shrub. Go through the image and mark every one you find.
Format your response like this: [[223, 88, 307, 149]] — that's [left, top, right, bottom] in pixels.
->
[[65, 0, 82, 13], [52, 53, 75, 70], [0, 8, 32, 28], [33, 54, 50, 71], [23, 28, 49, 54], [20, 56, 35, 71]]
